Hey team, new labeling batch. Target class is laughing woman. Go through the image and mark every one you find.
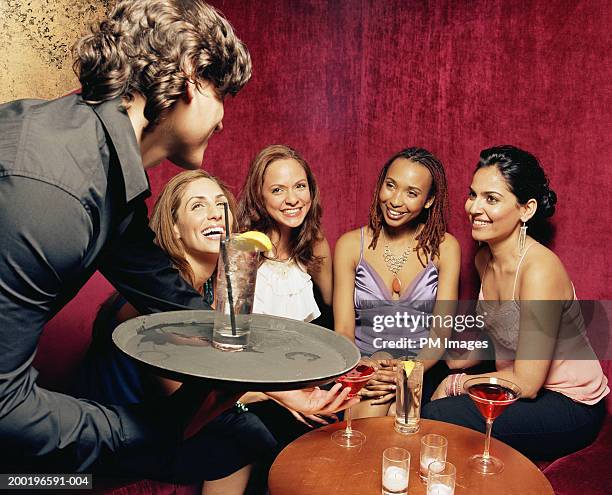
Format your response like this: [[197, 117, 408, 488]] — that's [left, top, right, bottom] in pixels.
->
[[77, 170, 352, 494], [423, 145, 609, 460]]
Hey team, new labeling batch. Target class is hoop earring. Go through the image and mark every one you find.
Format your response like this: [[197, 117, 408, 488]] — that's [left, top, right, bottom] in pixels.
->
[[518, 221, 527, 254]]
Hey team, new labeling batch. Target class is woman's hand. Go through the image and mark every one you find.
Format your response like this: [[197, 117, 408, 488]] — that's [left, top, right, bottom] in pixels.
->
[[430, 377, 450, 401], [359, 360, 396, 405], [267, 383, 359, 416], [287, 408, 338, 428]]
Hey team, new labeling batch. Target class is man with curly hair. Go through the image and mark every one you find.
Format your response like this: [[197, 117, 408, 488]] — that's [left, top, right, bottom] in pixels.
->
[[0, 0, 353, 483]]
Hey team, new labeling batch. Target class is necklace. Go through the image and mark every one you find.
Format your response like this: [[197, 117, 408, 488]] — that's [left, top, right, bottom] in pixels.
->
[[382, 228, 418, 295], [202, 278, 215, 306]]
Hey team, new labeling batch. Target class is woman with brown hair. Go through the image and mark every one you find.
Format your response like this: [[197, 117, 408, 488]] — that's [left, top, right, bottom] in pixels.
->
[[334, 147, 460, 417], [78, 170, 353, 494], [238, 144, 332, 322]]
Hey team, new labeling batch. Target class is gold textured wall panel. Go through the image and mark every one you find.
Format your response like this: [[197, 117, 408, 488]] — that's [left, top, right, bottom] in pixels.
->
[[0, 0, 111, 103]]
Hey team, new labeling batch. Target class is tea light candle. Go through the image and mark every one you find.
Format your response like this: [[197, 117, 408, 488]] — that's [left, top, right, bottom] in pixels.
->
[[427, 482, 454, 495], [383, 466, 409, 491], [420, 455, 439, 474]]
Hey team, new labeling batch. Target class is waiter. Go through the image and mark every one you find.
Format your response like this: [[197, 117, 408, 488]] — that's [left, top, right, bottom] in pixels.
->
[[0, 0, 353, 474]]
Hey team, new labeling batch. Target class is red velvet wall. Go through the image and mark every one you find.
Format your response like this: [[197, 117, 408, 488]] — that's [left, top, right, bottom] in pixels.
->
[[147, 0, 611, 300]]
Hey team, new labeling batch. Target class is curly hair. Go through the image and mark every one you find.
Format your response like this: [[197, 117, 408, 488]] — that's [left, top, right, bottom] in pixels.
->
[[150, 169, 238, 289], [73, 0, 251, 125], [237, 145, 324, 273], [368, 147, 449, 266]]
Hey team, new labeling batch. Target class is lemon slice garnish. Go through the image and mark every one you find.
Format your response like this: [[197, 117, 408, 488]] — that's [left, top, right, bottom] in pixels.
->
[[234, 231, 273, 252], [403, 360, 415, 378]]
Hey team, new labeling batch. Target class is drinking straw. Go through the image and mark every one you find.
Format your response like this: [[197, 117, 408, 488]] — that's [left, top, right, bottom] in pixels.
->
[[403, 365, 409, 422], [221, 202, 237, 336]]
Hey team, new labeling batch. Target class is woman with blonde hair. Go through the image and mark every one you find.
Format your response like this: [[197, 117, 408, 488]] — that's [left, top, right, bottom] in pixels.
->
[[79, 170, 353, 494]]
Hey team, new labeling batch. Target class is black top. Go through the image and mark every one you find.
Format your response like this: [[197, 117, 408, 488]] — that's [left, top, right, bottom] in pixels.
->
[[0, 94, 210, 470]]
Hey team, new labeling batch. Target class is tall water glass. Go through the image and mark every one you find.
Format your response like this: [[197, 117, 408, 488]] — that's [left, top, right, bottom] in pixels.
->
[[212, 237, 259, 351], [394, 358, 424, 434]]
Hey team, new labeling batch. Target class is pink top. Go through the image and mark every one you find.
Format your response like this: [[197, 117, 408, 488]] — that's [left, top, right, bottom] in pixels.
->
[[478, 244, 609, 405]]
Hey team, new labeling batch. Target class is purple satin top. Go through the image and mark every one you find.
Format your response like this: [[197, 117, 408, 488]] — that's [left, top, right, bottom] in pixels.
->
[[354, 228, 438, 357]]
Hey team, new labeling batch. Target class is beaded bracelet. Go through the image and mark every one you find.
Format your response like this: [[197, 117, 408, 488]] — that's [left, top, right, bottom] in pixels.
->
[[445, 372, 466, 397], [234, 401, 249, 414]]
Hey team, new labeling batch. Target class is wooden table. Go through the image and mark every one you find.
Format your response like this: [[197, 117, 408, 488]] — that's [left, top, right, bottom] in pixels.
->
[[269, 417, 553, 495]]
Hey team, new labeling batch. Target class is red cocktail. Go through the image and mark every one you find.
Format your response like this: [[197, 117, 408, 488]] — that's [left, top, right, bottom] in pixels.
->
[[337, 364, 376, 396], [468, 382, 519, 420], [332, 358, 377, 448], [465, 377, 521, 474]]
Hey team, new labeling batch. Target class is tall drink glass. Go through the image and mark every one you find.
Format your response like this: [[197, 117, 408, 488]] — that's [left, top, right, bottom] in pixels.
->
[[212, 237, 260, 351], [394, 358, 424, 434]]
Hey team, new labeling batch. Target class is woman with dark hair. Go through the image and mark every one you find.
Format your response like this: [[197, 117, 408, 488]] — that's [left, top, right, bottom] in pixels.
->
[[424, 145, 609, 460], [238, 144, 332, 322], [334, 147, 460, 417]]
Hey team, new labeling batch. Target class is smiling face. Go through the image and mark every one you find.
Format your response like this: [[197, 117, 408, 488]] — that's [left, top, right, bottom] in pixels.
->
[[465, 166, 525, 244], [172, 177, 233, 257], [262, 158, 312, 232], [378, 158, 434, 228], [166, 81, 225, 169]]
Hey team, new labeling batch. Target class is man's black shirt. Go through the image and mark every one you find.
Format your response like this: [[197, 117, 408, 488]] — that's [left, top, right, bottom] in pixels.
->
[[0, 94, 210, 470]]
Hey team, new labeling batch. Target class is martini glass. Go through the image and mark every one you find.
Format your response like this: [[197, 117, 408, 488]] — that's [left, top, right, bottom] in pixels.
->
[[331, 357, 377, 448], [464, 376, 521, 474]]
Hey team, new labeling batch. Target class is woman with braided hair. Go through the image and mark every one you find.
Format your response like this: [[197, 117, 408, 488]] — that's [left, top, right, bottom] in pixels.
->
[[334, 147, 460, 418]]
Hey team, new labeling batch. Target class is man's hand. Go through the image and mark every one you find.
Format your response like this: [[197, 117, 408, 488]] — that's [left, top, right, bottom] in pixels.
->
[[267, 383, 359, 416]]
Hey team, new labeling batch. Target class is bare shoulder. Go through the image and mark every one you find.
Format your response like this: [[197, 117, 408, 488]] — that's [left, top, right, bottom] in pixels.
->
[[519, 242, 573, 299], [313, 236, 331, 257], [335, 228, 362, 253], [433, 232, 460, 269], [438, 232, 460, 257]]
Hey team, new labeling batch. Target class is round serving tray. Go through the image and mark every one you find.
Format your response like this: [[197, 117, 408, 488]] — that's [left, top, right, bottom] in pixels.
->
[[112, 310, 360, 391]]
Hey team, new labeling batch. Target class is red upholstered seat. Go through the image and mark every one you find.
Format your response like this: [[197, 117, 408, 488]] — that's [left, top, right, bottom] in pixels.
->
[[542, 360, 612, 494]]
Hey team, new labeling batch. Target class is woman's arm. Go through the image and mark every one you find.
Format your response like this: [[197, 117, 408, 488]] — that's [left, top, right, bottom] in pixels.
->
[[416, 233, 461, 372], [444, 245, 489, 370], [435, 251, 570, 400], [333, 231, 360, 341], [310, 237, 333, 306]]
